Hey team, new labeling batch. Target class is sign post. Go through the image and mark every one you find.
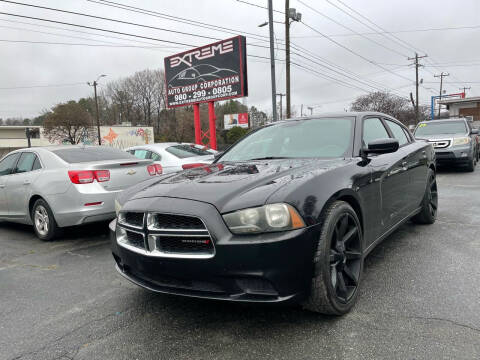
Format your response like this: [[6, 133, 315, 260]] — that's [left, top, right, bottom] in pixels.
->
[[164, 35, 248, 150]]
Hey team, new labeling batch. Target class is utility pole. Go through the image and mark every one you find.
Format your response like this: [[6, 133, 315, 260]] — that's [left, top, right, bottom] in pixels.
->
[[285, 4, 301, 119], [434, 72, 449, 118], [301, 104, 303, 116], [459, 87, 471, 97], [408, 53, 427, 124], [87, 74, 106, 145], [277, 93, 285, 120], [25, 127, 31, 148], [267, 0, 277, 122]]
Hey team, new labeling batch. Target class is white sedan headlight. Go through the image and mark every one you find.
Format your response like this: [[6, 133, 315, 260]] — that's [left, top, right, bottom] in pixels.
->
[[452, 137, 470, 146], [223, 203, 305, 234]]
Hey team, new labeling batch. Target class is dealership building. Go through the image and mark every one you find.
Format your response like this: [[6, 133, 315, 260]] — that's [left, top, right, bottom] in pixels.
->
[[438, 96, 480, 122]]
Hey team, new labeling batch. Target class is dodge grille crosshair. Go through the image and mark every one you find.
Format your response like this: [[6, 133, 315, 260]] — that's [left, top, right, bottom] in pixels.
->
[[117, 212, 215, 259]]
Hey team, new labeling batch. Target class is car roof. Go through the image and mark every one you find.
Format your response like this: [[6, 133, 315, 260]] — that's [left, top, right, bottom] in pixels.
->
[[418, 118, 467, 124], [125, 143, 182, 151], [281, 111, 398, 122]]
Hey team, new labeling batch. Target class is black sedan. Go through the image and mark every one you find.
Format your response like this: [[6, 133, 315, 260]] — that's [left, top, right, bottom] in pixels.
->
[[110, 112, 437, 315]]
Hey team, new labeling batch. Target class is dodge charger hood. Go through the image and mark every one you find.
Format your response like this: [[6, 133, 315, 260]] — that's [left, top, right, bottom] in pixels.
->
[[121, 158, 348, 213]]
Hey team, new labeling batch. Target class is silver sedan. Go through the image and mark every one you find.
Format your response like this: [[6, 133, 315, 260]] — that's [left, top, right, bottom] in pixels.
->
[[0, 146, 160, 240]]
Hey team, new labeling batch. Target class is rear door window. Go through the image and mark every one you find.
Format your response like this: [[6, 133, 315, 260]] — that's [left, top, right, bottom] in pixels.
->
[[15, 152, 37, 173], [166, 145, 210, 158], [52, 147, 136, 163], [0, 153, 20, 176], [133, 149, 152, 160], [151, 152, 162, 161]]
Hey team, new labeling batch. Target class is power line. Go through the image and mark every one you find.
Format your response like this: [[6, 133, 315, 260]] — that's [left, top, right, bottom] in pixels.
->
[[296, 0, 408, 57], [0, 82, 86, 90], [330, 0, 467, 93], [299, 21, 414, 90], [0, 38, 189, 49], [0, 18, 185, 47]]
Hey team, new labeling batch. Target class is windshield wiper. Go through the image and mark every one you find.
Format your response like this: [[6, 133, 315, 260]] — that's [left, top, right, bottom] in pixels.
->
[[248, 156, 291, 160]]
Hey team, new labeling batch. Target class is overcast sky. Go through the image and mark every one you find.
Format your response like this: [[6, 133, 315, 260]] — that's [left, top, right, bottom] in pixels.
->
[[0, 0, 479, 119]]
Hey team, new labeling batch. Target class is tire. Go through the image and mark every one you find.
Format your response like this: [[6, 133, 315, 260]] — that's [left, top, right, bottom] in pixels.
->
[[31, 198, 59, 241], [302, 201, 363, 315], [466, 157, 475, 172], [412, 169, 438, 224]]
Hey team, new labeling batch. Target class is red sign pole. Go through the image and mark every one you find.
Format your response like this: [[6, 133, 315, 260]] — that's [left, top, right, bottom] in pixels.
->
[[208, 101, 217, 150], [193, 103, 201, 145]]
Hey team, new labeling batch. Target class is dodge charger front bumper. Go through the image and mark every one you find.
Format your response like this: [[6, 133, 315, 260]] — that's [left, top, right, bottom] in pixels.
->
[[110, 197, 320, 303]]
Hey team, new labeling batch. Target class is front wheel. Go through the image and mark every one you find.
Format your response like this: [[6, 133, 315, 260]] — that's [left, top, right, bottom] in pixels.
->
[[32, 199, 59, 241], [302, 201, 363, 315]]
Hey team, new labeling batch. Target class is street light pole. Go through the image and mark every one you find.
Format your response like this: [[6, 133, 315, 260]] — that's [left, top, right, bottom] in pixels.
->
[[267, 0, 277, 122], [285, 3, 301, 119], [88, 74, 106, 145]]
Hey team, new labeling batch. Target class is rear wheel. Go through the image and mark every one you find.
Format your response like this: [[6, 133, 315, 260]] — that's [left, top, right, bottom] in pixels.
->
[[412, 169, 438, 224], [32, 199, 59, 241], [302, 201, 363, 315]]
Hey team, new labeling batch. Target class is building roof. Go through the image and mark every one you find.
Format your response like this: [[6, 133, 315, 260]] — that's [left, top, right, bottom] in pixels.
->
[[0, 125, 42, 130], [438, 96, 480, 105]]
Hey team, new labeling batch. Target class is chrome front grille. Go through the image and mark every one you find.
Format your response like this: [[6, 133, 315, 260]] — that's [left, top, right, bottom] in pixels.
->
[[429, 139, 451, 149], [116, 212, 215, 259]]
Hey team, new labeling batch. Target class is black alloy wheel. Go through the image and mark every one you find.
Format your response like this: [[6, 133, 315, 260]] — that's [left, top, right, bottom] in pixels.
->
[[303, 201, 363, 315], [412, 169, 438, 224], [428, 174, 438, 219], [329, 213, 362, 303]]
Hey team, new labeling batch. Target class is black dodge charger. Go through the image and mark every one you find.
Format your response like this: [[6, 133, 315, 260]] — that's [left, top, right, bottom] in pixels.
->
[[110, 112, 437, 315]]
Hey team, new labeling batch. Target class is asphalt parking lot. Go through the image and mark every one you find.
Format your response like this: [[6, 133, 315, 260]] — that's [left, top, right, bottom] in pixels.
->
[[1, 168, 479, 360]]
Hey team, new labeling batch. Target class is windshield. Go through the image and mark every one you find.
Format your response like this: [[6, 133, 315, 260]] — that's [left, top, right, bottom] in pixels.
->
[[415, 121, 468, 136], [166, 145, 211, 158], [220, 117, 355, 162]]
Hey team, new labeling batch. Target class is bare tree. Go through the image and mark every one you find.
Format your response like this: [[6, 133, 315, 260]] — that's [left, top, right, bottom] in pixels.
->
[[43, 101, 94, 144], [351, 91, 428, 125]]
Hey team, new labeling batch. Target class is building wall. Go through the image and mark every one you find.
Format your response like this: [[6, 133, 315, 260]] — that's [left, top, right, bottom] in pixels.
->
[[449, 102, 480, 121], [0, 126, 154, 158]]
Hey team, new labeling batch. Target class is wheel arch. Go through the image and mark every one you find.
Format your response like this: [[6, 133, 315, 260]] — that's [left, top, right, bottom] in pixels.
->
[[319, 189, 364, 234], [28, 195, 46, 220]]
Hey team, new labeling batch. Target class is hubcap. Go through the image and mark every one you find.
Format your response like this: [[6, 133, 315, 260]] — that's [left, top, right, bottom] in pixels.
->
[[428, 176, 438, 218], [34, 205, 49, 236], [329, 213, 362, 303]]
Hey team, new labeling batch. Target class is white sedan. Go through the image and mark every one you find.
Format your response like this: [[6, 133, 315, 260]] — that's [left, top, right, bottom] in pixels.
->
[[126, 143, 215, 174]]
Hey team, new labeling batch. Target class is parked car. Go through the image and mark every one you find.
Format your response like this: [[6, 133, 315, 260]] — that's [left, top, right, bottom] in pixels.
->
[[0, 146, 161, 240], [414, 118, 479, 171], [111, 112, 437, 315], [126, 143, 215, 174]]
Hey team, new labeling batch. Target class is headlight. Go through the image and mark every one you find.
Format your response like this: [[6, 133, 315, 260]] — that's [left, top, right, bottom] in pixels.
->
[[223, 203, 305, 234], [452, 137, 470, 146], [115, 199, 123, 216]]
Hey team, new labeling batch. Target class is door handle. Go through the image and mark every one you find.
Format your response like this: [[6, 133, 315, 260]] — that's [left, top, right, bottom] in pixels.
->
[[23, 180, 31, 185], [0, 184, 5, 188]]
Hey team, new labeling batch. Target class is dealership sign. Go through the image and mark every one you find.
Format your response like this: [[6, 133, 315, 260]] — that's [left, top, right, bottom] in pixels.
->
[[164, 35, 248, 108], [224, 113, 248, 129]]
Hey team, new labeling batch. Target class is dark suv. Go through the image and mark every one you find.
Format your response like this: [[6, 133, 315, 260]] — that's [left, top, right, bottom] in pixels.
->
[[414, 118, 479, 171]]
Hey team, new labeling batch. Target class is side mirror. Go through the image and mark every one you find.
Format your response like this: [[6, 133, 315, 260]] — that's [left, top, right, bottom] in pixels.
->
[[213, 151, 224, 161], [363, 138, 399, 156], [471, 128, 479, 135]]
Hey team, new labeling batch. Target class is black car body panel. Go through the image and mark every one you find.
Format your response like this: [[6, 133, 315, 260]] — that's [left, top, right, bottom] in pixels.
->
[[111, 112, 436, 303]]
